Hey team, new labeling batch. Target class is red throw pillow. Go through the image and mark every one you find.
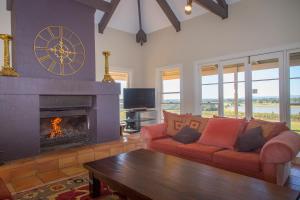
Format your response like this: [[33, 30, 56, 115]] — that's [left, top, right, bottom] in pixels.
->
[[198, 118, 246, 149]]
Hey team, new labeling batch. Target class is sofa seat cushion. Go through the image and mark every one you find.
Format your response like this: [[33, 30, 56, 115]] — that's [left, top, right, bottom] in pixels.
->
[[149, 138, 181, 154], [213, 150, 261, 173], [177, 143, 223, 162]]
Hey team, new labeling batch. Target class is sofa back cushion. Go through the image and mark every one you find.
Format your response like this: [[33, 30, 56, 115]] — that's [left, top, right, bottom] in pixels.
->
[[246, 119, 289, 141], [163, 111, 191, 136], [198, 118, 246, 149]]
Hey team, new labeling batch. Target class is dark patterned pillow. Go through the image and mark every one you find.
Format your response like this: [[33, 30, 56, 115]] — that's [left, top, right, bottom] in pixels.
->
[[172, 126, 201, 144], [236, 126, 265, 152]]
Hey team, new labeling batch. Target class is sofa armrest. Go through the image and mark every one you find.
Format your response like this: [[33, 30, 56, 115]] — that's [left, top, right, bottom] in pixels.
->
[[260, 130, 300, 164], [141, 123, 167, 142]]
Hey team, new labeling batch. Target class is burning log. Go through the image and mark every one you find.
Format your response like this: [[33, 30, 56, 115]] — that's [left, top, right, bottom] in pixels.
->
[[49, 117, 63, 138]]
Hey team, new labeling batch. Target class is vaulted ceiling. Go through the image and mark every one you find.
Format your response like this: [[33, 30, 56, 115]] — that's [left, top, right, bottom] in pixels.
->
[[6, 0, 240, 45], [93, 0, 239, 34]]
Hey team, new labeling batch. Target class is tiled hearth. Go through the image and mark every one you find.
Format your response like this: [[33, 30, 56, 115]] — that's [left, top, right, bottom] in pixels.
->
[[0, 134, 144, 194]]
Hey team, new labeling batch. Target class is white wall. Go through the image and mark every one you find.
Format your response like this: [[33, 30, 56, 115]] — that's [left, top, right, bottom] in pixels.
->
[[95, 27, 143, 87], [0, 1, 11, 67], [142, 0, 300, 113]]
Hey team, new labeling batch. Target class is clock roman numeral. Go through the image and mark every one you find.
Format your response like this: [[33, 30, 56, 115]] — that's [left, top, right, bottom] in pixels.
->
[[37, 34, 49, 42], [48, 61, 57, 72], [59, 26, 63, 39], [38, 55, 51, 63], [67, 32, 74, 41], [34, 46, 48, 50], [68, 63, 76, 72], [60, 63, 65, 76], [47, 27, 55, 38]]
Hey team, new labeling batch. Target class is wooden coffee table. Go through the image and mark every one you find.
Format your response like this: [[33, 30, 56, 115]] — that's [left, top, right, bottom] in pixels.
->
[[84, 149, 299, 200]]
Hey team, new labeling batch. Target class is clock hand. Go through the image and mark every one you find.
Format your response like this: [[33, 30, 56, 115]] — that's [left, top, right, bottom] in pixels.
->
[[59, 39, 64, 65]]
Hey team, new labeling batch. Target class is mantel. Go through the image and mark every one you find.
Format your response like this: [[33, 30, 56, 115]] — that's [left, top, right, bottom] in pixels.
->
[[0, 77, 120, 95]]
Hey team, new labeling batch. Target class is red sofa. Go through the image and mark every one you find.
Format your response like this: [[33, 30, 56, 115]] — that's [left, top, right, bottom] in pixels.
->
[[0, 178, 12, 200], [141, 122, 300, 185]]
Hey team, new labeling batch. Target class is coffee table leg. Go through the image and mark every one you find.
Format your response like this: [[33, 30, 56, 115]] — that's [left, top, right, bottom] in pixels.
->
[[89, 172, 101, 198]]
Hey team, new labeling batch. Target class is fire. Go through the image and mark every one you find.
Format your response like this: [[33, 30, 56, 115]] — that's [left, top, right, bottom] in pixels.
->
[[48, 117, 63, 138]]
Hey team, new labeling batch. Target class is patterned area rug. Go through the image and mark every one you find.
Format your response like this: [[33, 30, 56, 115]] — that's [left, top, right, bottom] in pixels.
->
[[14, 174, 121, 200]]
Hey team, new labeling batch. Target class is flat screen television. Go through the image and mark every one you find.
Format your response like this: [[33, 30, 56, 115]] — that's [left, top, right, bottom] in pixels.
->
[[123, 88, 155, 109]]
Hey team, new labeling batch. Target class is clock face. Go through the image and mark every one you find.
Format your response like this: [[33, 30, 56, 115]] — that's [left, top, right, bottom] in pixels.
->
[[34, 26, 85, 76]]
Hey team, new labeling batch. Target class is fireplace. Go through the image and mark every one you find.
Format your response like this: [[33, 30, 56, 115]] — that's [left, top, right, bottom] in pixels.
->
[[40, 95, 93, 152], [0, 77, 120, 161]]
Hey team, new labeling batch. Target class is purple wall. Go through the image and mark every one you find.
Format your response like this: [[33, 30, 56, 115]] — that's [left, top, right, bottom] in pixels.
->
[[12, 0, 96, 81]]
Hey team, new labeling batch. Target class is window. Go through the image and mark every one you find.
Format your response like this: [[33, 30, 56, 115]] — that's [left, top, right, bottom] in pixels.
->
[[159, 67, 181, 119], [289, 51, 300, 133], [197, 53, 283, 121], [200, 64, 219, 117], [251, 57, 280, 121], [110, 71, 129, 121], [223, 63, 246, 118]]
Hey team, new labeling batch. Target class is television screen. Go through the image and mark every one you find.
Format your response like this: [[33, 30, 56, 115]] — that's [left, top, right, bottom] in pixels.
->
[[123, 88, 155, 109]]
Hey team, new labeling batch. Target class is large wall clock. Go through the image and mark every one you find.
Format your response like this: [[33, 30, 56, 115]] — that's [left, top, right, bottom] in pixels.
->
[[34, 26, 85, 76]]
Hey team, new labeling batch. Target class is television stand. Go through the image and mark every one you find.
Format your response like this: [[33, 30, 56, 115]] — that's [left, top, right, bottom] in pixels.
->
[[130, 108, 147, 112], [123, 109, 156, 133]]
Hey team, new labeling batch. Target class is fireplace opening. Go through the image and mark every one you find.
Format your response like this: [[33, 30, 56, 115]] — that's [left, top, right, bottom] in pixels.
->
[[39, 95, 93, 152], [40, 115, 90, 152]]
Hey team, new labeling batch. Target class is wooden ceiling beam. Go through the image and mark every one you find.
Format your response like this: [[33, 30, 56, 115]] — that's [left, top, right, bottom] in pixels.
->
[[156, 0, 181, 32], [193, 0, 228, 19], [75, 0, 112, 12], [98, 0, 120, 34], [6, 0, 13, 11], [216, 0, 228, 9]]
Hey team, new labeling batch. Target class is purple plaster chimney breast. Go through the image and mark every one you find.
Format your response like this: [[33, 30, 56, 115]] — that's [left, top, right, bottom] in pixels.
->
[[0, 0, 121, 162]]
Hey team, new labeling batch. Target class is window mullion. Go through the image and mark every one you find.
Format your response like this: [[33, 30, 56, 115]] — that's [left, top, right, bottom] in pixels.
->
[[199, 65, 202, 115], [279, 51, 286, 122], [234, 71, 238, 118], [218, 63, 224, 116], [245, 57, 252, 120]]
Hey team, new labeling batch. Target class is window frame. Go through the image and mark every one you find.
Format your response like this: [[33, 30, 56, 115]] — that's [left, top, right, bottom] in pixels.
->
[[156, 65, 183, 122], [250, 52, 284, 122], [287, 49, 300, 132], [221, 58, 248, 119], [197, 63, 221, 117]]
